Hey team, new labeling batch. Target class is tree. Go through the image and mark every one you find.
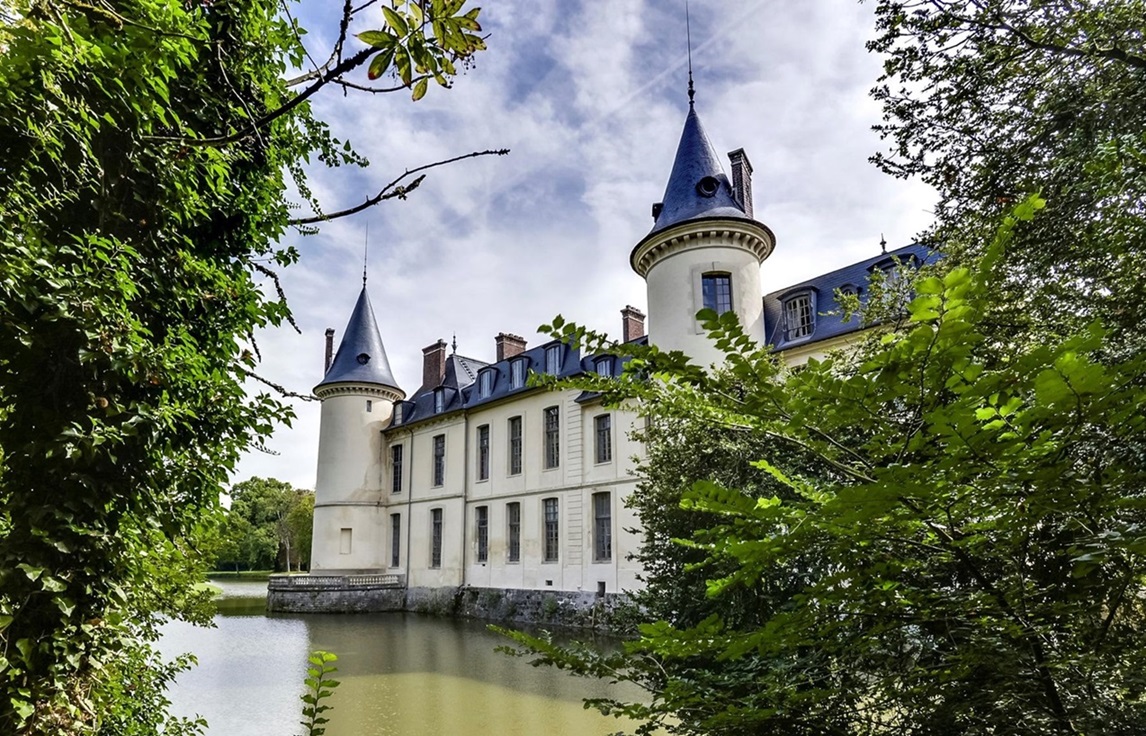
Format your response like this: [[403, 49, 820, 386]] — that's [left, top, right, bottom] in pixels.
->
[[507, 199, 1146, 735], [0, 0, 495, 732], [868, 0, 1146, 351], [219, 477, 314, 572]]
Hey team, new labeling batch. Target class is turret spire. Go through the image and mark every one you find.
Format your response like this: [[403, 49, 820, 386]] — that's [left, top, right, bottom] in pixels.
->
[[315, 287, 400, 391], [686, 1, 695, 108]]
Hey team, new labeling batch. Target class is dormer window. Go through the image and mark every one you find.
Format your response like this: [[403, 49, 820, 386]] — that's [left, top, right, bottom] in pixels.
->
[[479, 369, 494, 398], [545, 345, 563, 375], [784, 292, 815, 340], [393, 403, 404, 424], [701, 273, 733, 315], [433, 389, 445, 414], [594, 357, 612, 378], [510, 359, 526, 389]]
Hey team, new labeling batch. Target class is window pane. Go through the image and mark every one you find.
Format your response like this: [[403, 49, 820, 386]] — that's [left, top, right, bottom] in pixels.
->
[[593, 492, 612, 562], [477, 425, 490, 481], [508, 416, 522, 475], [545, 346, 562, 374], [507, 502, 521, 562], [391, 445, 403, 493], [544, 406, 560, 469], [511, 359, 525, 388], [475, 506, 488, 563], [595, 414, 612, 464], [431, 509, 443, 568], [784, 294, 814, 339], [480, 370, 493, 398], [543, 498, 559, 562], [702, 273, 733, 314], [433, 434, 445, 486], [390, 514, 401, 567], [595, 358, 612, 377]]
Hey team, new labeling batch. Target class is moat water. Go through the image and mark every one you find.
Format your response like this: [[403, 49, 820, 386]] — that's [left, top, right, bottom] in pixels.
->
[[158, 579, 647, 735]]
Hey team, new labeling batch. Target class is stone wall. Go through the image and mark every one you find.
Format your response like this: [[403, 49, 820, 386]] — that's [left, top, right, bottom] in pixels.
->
[[268, 585, 628, 631]]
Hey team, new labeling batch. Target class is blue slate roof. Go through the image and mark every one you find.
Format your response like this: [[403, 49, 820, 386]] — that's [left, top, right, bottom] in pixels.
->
[[315, 287, 401, 392], [649, 106, 752, 236], [763, 243, 940, 351], [388, 339, 642, 430]]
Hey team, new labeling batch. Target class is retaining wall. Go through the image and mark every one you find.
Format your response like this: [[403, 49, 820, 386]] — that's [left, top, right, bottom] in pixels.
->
[[267, 584, 628, 631]]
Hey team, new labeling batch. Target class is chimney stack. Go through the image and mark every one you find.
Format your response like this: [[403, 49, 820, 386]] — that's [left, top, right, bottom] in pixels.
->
[[621, 305, 646, 342], [324, 328, 335, 373], [495, 333, 527, 361], [422, 339, 448, 389], [727, 148, 754, 220]]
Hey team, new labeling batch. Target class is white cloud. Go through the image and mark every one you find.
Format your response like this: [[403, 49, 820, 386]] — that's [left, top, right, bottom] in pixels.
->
[[234, 0, 936, 489]]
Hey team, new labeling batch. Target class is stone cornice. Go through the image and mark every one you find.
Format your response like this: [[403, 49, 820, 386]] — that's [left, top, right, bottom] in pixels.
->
[[630, 218, 776, 278], [314, 382, 405, 402]]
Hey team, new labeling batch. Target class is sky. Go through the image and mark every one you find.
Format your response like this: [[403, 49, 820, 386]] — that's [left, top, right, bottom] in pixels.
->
[[234, 0, 937, 490]]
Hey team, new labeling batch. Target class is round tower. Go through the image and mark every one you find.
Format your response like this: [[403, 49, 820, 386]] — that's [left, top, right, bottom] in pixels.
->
[[631, 104, 775, 365], [311, 287, 404, 572]]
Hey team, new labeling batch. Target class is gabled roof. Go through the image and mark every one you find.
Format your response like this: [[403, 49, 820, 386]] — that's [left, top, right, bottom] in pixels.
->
[[315, 287, 400, 392], [649, 106, 752, 235], [763, 243, 939, 351]]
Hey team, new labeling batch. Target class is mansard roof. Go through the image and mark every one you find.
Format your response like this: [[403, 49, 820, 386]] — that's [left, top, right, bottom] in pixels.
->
[[387, 338, 643, 430], [315, 287, 400, 392], [649, 106, 753, 235], [763, 243, 939, 351]]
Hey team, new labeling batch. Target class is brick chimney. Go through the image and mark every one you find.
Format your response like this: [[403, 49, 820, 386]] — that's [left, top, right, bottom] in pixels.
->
[[324, 328, 335, 373], [621, 305, 646, 342], [728, 148, 754, 219], [495, 333, 527, 361], [422, 339, 448, 389]]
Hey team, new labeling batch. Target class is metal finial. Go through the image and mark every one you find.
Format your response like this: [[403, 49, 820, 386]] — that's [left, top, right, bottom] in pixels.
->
[[880, 233, 888, 254], [362, 222, 370, 287], [451, 333, 457, 354], [686, 1, 695, 107]]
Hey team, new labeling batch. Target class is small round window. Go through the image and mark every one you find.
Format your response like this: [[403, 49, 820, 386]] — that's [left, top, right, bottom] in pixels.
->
[[356, 353, 370, 365], [696, 176, 719, 197]]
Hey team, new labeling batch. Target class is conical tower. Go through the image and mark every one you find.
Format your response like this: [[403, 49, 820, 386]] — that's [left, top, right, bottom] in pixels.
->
[[631, 102, 775, 365], [311, 287, 404, 572]]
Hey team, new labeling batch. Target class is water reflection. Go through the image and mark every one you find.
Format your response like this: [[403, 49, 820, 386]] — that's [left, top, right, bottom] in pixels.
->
[[158, 580, 646, 735]]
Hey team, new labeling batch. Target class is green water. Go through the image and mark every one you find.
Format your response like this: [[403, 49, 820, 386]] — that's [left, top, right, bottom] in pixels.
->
[[158, 580, 647, 735]]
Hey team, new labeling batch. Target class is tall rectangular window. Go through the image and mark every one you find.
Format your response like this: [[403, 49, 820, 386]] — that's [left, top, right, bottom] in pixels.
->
[[506, 502, 521, 563], [430, 508, 443, 568], [543, 406, 560, 469], [784, 293, 814, 339], [595, 414, 612, 464], [508, 416, 523, 475], [702, 273, 733, 314], [477, 424, 490, 481], [510, 359, 526, 388], [479, 370, 494, 398], [475, 505, 489, 563], [432, 434, 445, 487], [545, 345, 562, 375], [593, 492, 612, 562], [390, 513, 401, 567], [391, 444, 403, 493], [543, 498, 559, 562]]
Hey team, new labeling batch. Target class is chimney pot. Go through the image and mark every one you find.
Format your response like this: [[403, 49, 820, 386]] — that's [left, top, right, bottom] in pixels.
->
[[422, 339, 448, 390], [324, 328, 335, 373], [621, 305, 646, 343], [727, 148, 754, 220], [495, 333, 528, 361]]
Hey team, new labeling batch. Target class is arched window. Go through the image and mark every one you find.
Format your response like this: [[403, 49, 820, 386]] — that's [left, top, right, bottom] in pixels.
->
[[701, 272, 733, 314], [479, 369, 494, 398], [510, 358, 526, 389], [784, 292, 816, 340], [545, 345, 563, 375]]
